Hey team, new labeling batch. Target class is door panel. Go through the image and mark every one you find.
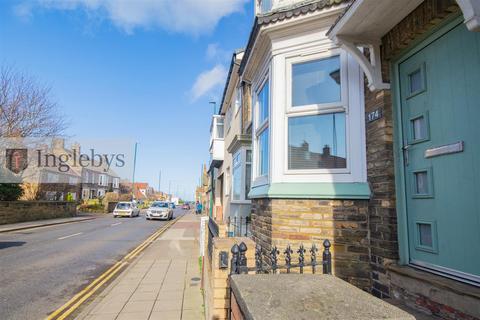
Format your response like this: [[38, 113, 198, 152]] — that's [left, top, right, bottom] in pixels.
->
[[399, 22, 480, 281]]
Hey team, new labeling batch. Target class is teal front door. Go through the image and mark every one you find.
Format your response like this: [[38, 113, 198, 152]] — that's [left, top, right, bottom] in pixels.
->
[[398, 20, 480, 283]]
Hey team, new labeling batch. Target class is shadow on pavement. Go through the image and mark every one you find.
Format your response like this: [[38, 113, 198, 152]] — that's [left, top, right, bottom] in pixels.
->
[[0, 241, 26, 250]]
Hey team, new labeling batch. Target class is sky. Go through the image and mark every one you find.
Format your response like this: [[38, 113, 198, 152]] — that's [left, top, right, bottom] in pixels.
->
[[0, 0, 254, 200]]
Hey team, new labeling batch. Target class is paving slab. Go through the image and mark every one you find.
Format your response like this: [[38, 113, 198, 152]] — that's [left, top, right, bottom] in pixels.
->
[[76, 213, 204, 320]]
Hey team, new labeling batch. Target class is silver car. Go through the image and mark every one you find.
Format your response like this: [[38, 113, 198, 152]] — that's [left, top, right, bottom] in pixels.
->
[[113, 202, 140, 218], [146, 201, 173, 220]]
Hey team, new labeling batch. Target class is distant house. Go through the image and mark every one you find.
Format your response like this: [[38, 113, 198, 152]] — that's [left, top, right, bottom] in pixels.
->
[[117, 182, 154, 201], [75, 143, 120, 200], [34, 138, 82, 201]]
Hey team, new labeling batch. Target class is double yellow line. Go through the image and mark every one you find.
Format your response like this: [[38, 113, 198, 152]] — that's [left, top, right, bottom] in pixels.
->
[[46, 217, 180, 320]]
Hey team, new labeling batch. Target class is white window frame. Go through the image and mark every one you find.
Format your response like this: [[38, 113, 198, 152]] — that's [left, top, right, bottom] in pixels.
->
[[224, 167, 231, 198], [235, 86, 242, 116], [99, 174, 107, 186], [226, 105, 233, 134], [252, 67, 271, 187], [113, 177, 119, 189], [231, 147, 252, 204], [285, 50, 350, 175]]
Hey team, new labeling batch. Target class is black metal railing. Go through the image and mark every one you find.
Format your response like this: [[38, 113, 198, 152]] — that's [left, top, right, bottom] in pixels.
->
[[207, 218, 219, 262], [230, 240, 332, 275], [227, 216, 251, 237]]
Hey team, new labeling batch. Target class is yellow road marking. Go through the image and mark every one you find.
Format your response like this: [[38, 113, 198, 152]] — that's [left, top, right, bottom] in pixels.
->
[[46, 216, 181, 320]]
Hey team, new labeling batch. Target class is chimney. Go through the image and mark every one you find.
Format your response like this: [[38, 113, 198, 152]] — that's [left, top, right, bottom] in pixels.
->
[[323, 145, 331, 156], [301, 140, 309, 151], [52, 138, 65, 151], [71, 142, 81, 155]]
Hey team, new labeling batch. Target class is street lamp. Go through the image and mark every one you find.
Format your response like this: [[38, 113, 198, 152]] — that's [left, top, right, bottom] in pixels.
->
[[131, 142, 138, 201]]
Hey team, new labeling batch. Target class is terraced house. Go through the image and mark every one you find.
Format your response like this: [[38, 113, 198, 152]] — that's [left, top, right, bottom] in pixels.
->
[[207, 0, 480, 318]]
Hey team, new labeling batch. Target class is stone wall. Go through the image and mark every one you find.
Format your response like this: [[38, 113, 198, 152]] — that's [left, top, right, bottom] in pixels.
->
[[251, 198, 371, 290], [203, 233, 255, 320], [0, 201, 77, 225]]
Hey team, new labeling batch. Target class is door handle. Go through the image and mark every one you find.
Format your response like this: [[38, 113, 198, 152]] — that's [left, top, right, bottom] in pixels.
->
[[402, 144, 410, 166]]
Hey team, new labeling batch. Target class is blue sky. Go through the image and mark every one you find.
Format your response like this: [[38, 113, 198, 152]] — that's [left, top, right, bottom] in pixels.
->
[[0, 0, 254, 200]]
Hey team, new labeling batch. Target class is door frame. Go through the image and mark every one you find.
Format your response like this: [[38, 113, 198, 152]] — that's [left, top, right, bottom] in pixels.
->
[[391, 15, 466, 268]]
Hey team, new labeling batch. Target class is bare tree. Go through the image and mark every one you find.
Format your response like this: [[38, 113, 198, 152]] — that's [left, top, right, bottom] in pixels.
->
[[0, 66, 67, 137]]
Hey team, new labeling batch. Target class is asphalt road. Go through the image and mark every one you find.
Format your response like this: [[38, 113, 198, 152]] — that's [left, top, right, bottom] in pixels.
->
[[0, 208, 186, 320]]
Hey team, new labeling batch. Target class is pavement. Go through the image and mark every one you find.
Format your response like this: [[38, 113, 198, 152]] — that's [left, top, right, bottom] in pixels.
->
[[76, 213, 204, 320], [0, 209, 182, 320]]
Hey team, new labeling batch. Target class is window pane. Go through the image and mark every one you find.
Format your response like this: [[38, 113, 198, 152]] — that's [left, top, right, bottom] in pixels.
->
[[232, 165, 241, 200], [288, 113, 346, 169], [415, 171, 429, 194], [258, 81, 269, 123], [245, 163, 251, 198], [258, 129, 269, 176], [412, 116, 426, 140], [246, 150, 252, 163], [418, 223, 433, 247], [216, 118, 224, 139], [292, 56, 341, 107], [409, 69, 422, 94]]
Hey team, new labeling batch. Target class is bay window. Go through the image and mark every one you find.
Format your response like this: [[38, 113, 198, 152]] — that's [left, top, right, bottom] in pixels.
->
[[231, 148, 252, 202], [232, 152, 242, 200], [245, 150, 252, 198], [255, 79, 270, 179], [286, 51, 349, 174]]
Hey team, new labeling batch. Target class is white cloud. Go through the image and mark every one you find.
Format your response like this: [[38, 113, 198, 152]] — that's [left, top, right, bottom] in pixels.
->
[[14, 0, 248, 35], [206, 42, 231, 62], [190, 64, 227, 101]]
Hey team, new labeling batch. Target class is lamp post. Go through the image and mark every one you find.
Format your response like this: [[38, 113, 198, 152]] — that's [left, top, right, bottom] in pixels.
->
[[131, 142, 138, 201]]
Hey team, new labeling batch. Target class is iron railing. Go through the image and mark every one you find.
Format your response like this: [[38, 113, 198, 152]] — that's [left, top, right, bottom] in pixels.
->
[[230, 240, 332, 275], [227, 216, 251, 238]]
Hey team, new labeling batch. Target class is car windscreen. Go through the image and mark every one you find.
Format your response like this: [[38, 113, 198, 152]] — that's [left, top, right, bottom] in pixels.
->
[[151, 202, 168, 208], [116, 203, 131, 209]]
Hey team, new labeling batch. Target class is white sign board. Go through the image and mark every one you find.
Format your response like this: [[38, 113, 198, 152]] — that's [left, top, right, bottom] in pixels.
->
[[199, 216, 209, 256]]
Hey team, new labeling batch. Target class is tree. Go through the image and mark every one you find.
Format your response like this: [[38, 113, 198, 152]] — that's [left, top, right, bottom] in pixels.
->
[[20, 183, 40, 200], [0, 66, 67, 137], [0, 184, 23, 201]]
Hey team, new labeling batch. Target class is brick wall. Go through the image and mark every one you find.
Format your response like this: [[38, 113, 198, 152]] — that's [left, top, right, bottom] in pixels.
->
[[0, 201, 77, 225], [251, 198, 371, 290], [364, 87, 398, 298]]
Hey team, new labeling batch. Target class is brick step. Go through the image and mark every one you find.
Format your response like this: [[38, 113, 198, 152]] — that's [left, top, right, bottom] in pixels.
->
[[387, 265, 480, 320]]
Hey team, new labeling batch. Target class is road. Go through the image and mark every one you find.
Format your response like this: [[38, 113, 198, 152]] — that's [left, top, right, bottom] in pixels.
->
[[0, 208, 186, 320]]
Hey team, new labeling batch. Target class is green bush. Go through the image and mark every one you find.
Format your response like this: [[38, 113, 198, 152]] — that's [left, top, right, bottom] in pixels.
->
[[0, 184, 23, 201]]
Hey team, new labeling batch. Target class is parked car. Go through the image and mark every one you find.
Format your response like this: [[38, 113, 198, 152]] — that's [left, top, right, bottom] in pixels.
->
[[182, 203, 190, 210], [113, 202, 140, 218], [146, 201, 173, 220]]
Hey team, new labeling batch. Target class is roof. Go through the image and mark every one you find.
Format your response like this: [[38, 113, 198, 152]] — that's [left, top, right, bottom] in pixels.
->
[[218, 49, 244, 115], [239, 0, 351, 75]]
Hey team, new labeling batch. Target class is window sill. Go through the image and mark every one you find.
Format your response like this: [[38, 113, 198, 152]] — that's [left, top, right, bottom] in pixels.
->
[[248, 182, 371, 199], [230, 200, 251, 205]]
